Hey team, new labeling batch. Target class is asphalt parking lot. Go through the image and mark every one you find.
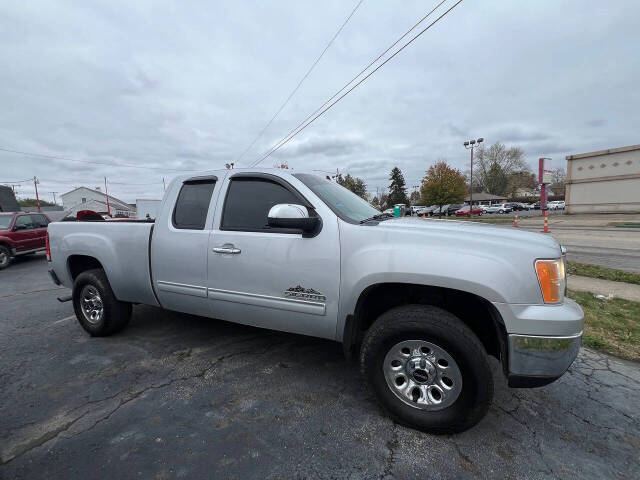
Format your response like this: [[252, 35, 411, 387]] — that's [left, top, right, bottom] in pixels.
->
[[1, 254, 639, 479]]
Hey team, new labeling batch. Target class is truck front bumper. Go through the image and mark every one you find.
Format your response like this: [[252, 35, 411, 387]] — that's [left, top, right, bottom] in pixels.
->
[[507, 332, 582, 387], [492, 298, 584, 388]]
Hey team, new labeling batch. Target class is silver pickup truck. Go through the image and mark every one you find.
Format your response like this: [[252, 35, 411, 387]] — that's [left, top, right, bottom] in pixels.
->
[[47, 169, 583, 433]]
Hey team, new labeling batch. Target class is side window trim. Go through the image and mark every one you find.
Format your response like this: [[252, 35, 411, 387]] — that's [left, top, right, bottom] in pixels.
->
[[219, 175, 317, 234], [172, 179, 217, 230]]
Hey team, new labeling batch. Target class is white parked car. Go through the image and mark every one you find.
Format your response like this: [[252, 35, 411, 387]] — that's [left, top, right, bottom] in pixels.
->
[[483, 203, 512, 214], [548, 201, 565, 210]]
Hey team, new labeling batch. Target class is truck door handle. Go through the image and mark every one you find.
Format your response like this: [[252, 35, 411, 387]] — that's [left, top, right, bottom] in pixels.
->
[[212, 244, 241, 254]]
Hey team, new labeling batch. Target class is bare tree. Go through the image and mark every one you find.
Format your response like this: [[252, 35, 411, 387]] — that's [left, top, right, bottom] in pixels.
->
[[474, 142, 528, 193], [551, 167, 566, 184]]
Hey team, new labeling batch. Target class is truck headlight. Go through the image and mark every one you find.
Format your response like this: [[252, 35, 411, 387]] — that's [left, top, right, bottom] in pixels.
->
[[535, 258, 566, 304]]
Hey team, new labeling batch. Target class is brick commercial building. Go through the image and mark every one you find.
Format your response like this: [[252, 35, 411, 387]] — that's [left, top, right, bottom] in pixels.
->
[[565, 144, 640, 214]]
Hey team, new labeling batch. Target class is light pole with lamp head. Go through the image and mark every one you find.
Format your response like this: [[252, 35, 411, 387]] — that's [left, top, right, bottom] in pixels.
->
[[463, 137, 483, 215]]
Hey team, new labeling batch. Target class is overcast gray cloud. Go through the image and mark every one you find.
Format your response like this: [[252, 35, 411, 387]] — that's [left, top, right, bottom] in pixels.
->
[[1, 0, 639, 202]]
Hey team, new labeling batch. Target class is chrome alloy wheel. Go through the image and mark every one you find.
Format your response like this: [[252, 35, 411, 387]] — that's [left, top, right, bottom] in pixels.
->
[[80, 285, 104, 324], [383, 340, 462, 411], [0, 250, 8, 267]]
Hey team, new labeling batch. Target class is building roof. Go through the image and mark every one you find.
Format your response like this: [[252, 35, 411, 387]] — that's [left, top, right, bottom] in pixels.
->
[[464, 192, 507, 201], [60, 186, 133, 210], [566, 144, 640, 161]]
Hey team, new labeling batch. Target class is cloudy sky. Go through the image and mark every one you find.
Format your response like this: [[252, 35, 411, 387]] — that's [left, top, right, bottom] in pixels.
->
[[1, 0, 639, 203]]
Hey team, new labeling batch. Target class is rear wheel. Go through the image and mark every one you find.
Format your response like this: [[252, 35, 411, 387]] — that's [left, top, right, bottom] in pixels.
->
[[0, 245, 12, 270], [72, 268, 131, 336], [360, 305, 493, 434]]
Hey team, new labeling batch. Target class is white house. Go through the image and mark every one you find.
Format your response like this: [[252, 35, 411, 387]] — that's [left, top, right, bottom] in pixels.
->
[[61, 187, 136, 217]]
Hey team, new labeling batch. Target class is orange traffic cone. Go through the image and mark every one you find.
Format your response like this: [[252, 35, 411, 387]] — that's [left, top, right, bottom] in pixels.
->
[[513, 211, 519, 227], [542, 210, 549, 233]]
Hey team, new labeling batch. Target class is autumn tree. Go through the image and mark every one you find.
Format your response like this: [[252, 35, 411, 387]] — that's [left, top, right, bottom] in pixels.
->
[[336, 173, 367, 199], [387, 167, 409, 206], [409, 190, 421, 205], [420, 161, 467, 217]]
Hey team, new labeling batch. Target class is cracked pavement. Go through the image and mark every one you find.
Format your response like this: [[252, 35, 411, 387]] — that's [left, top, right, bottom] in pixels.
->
[[1, 254, 639, 479]]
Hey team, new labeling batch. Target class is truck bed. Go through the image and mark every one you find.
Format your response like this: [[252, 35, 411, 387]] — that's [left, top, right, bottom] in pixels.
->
[[48, 221, 159, 307]]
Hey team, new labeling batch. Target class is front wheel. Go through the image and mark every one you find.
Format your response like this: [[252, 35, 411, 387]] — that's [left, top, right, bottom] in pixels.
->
[[72, 268, 132, 336], [360, 305, 493, 434]]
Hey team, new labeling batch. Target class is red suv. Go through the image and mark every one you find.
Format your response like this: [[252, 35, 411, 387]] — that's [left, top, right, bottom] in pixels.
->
[[0, 212, 51, 269]]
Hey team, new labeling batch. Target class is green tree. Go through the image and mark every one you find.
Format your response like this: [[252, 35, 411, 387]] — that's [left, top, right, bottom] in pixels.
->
[[336, 173, 367, 199], [484, 162, 508, 196], [420, 161, 467, 217], [474, 142, 527, 193], [18, 197, 55, 207], [387, 167, 408, 206]]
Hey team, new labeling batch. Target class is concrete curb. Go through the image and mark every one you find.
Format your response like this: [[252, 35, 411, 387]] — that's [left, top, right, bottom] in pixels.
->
[[568, 274, 640, 302]]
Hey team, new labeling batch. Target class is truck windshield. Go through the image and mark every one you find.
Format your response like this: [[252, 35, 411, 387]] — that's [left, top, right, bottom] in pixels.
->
[[0, 215, 13, 229], [293, 173, 380, 223]]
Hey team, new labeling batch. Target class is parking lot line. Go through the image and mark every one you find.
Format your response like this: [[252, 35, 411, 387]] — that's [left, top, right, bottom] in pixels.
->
[[52, 315, 75, 325]]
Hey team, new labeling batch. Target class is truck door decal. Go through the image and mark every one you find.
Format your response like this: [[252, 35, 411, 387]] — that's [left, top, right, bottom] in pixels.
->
[[207, 287, 326, 316]]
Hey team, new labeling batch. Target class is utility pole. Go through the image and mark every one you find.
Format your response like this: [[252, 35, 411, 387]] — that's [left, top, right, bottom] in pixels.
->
[[104, 177, 111, 216], [33, 176, 41, 212], [463, 138, 484, 215], [162, 177, 166, 192]]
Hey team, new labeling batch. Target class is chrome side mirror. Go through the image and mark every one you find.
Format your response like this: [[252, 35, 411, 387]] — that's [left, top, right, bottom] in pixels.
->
[[267, 204, 319, 233]]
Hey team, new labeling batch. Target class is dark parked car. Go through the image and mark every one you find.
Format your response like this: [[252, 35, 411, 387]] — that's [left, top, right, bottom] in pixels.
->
[[0, 212, 51, 269], [445, 204, 464, 216], [507, 202, 529, 211]]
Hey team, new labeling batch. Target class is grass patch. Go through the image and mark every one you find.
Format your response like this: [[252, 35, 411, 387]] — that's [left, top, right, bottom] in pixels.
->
[[608, 222, 640, 228], [568, 290, 640, 361], [567, 261, 640, 285]]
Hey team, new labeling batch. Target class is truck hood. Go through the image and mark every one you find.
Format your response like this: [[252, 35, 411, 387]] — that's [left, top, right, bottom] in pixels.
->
[[373, 217, 561, 256]]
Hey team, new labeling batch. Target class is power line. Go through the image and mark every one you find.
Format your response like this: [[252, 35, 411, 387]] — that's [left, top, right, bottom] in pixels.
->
[[235, 0, 365, 165], [250, 0, 451, 167], [0, 147, 201, 172], [0, 177, 32, 184]]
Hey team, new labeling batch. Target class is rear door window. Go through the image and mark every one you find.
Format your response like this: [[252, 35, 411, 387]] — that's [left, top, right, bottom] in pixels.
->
[[32, 215, 49, 228], [172, 181, 216, 230]]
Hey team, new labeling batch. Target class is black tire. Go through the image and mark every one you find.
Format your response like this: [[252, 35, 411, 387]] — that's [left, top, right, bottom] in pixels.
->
[[360, 304, 493, 434], [72, 268, 132, 336], [0, 245, 12, 270]]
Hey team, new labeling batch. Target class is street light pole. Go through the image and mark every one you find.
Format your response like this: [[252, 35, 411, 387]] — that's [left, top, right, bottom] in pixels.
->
[[463, 138, 484, 215]]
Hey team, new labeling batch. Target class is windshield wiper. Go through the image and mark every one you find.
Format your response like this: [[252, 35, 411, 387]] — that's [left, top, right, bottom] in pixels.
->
[[359, 213, 394, 224]]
